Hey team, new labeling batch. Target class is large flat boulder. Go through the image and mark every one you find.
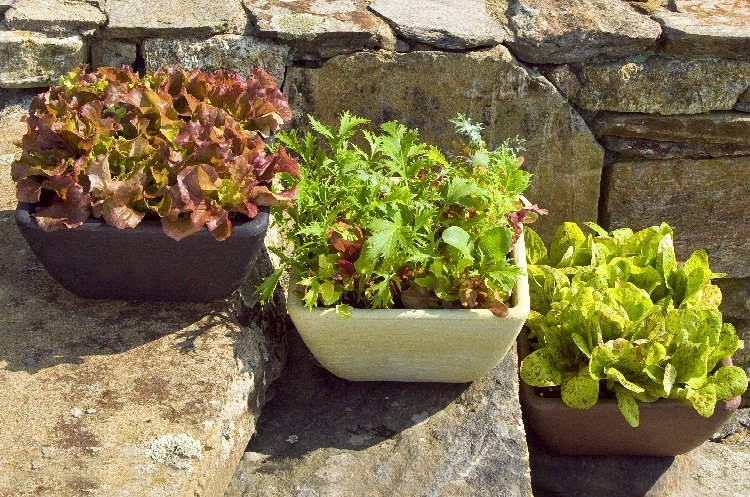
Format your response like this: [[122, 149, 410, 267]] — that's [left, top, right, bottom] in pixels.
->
[[547, 56, 750, 115], [243, 0, 395, 59], [0, 30, 87, 88], [102, 0, 247, 38], [143, 36, 289, 86], [0, 87, 287, 497], [283, 47, 603, 241], [226, 329, 531, 497], [653, 0, 750, 59], [494, 0, 661, 64], [603, 157, 750, 278], [369, 0, 505, 50], [4, 0, 107, 35]]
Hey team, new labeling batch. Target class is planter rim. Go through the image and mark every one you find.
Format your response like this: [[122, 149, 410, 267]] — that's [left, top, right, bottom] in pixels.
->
[[287, 231, 530, 321], [15, 202, 269, 239]]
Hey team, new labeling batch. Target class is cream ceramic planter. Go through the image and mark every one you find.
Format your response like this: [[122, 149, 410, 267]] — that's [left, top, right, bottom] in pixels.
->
[[287, 233, 530, 383]]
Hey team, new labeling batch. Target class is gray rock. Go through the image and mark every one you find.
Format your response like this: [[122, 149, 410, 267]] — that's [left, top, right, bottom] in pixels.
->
[[0, 30, 87, 88], [369, 0, 505, 50], [589, 111, 750, 145], [143, 35, 289, 87], [0, 85, 288, 497], [603, 157, 750, 278], [527, 430, 750, 497], [0, 0, 15, 14], [548, 56, 750, 114], [91, 39, 137, 68], [243, 0, 396, 59], [736, 87, 750, 112], [283, 47, 603, 241], [103, 0, 247, 38], [4, 0, 106, 35], [226, 330, 531, 497], [654, 0, 750, 59], [496, 0, 661, 64], [602, 136, 750, 160]]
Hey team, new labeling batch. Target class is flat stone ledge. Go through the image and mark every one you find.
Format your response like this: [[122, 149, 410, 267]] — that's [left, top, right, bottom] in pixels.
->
[[0, 30, 87, 88], [143, 35, 289, 86], [226, 330, 532, 497], [653, 0, 750, 60], [4, 0, 107, 35], [497, 0, 661, 64], [369, 0, 505, 50], [243, 0, 396, 59], [547, 56, 750, 115], [102, 0, 248, 38]]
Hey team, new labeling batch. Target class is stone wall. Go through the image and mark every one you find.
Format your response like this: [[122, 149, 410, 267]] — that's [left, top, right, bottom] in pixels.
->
[[1, 0, 748, 358]]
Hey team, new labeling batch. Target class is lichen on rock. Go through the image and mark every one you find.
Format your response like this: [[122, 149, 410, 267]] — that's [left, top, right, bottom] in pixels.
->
[[146, 433, 203, 471]]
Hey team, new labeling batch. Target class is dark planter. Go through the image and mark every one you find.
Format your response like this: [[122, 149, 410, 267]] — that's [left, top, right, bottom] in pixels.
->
[[518, 330, 741, 456], [15, 203, 269, 302]]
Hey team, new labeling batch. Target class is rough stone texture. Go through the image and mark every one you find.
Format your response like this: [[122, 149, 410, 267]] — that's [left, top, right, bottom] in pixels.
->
[[736, 87, 750, 112], [603, 157, 750, 278], [0, 93, 288, 497], [143, 36, 289, 86], [4, 0, 106, 35], [103, 0, 247, 38], [284, 47, 604, 240], [0, 88, 34, 210], [717, 278, 750, 370], [601, 136, 750, 160], [653, 0, 750, 59], [547, 57, 750, 115], [527, 413, 750, 497], [0, 30, 87, 88], [589, 111, 750, 144], [226, 329, 531, 497], [590, 111, 750, 158], [493, 0, 661, 64], [243, 0, 396, 59], [0, 0, 14, 15], [91, 39, 137, 68], [368, 0, 504, 50]]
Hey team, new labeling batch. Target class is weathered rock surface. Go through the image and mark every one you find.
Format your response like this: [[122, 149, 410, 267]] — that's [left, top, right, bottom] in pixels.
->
[[103, 0, 247, 38], [226, 328, 531, 497], [736, 88, 750, 112], [369, 0, 504, 50], [717, 278, 750, 370], [589, 111, 750, 144], [0, 30, 87, 88], [284, 47, 603, 240], [527, 413, 750, 497], [601, 136, 750, 160], [548, 57, 750, 114], [143, 36, 289, 86], [244, 0, 395, 59], [4, 0, 106, 35], [494, 0, 661, 64], [0, 93, 288, 497], [603, 157, 750, 278], [0, 88, 34, 209], [653, 0, 750, 59], [91, 39, 137, 68], [0, 0, 14, 15]]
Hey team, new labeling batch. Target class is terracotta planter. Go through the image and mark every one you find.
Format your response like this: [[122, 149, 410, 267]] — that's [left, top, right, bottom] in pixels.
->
[[286, 233, 530, 383], [15, 202, 269, 302], [518, 331, 741, 456]]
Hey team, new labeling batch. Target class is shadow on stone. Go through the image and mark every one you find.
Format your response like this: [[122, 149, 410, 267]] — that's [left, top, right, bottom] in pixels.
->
[[245, 323, 471, 458], [525, 419, 678, 497], [0, 210, 250, 373]]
